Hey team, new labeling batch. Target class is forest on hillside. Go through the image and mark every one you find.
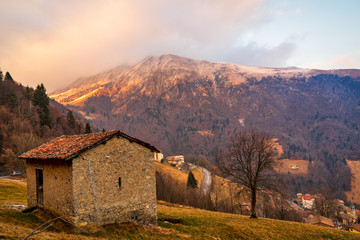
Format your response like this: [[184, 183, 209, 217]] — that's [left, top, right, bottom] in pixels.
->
[[0, 69, 89, 174]]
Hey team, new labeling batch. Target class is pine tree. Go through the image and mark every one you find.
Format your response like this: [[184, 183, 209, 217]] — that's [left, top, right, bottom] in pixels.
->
[[32, 84, 50, 127], [187, 171, 197, 188], [4, 72, 14, 82], [66, 110, 76, 129], [0, 68, 3, 81], [85, 122, 92, 134]]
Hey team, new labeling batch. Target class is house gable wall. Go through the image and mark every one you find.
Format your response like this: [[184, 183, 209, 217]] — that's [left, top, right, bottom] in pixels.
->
[[72, 136, 157, 226], [26, 159, 73, 218]]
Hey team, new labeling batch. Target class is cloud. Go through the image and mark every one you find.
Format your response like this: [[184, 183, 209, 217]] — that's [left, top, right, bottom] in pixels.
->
[[220, 41, 296, 67], [330, 53, 360, 69], [310, 51, 360, 70], [0, 0, 294, 92]]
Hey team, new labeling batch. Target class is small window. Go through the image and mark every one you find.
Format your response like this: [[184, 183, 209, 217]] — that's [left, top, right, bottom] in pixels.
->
[[118, 177, 122, 188]]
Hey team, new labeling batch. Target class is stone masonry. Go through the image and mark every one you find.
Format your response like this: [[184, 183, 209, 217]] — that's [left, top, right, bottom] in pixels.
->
[[72, 136, 157, 226], [26, 159, 73, 217], [20, 131, 159, 226]]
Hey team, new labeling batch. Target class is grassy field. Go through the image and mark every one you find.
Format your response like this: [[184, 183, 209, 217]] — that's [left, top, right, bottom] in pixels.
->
[[0, 178, 27, 205], [1, 178, 360, 239]]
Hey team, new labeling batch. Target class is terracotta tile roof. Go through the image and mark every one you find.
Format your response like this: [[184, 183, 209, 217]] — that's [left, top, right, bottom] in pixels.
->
[[340, 212, 353, 220], [350, 224, 360, 231], [19, 130, 160, 161], [307, 215, 334, 227], [302, 195, 313, 200]]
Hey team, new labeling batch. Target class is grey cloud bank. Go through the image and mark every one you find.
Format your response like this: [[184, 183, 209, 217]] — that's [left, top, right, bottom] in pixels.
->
[[0, 0, 295, 92]]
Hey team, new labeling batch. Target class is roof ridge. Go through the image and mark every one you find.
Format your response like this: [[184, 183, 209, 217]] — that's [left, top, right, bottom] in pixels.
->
[[59, 130, 119, 138], [18, 130, 160, 160]]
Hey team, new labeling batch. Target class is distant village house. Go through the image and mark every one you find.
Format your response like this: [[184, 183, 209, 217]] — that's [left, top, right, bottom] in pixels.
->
[[166, 155, 184, 168], [302, 194, 315, 210], [19, 130, 160, 226]]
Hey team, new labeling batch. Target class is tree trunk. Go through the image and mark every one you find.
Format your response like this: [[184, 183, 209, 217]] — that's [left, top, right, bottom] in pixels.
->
[[250, 188, 257, 218]]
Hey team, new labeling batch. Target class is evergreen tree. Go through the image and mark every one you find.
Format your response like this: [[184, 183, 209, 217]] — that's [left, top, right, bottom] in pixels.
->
[[187, 171, 197, 188], [8, 92, 18, 110], [32, 84, 50, 127], [4, 72, 14, 82], [0, 68, 3, 81], [66, 110, 76, 129], [85, 122, 92, 134], [24, 86, 32, 100]]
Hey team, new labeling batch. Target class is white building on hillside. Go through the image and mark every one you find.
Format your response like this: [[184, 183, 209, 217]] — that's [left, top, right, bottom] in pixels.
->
[[302, 194, 315, 210]]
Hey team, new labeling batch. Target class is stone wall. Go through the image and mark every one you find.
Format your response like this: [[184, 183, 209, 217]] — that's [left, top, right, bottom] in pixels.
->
[[72, 136, 157, 226], [26, 159, 73, 219]]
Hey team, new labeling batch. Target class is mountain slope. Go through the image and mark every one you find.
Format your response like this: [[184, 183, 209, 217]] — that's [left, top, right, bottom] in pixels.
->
[[50, 54, 360, 160]]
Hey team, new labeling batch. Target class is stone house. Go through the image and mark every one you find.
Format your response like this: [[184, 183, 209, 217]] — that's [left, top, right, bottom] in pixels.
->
[[19, 130, 160, 226]]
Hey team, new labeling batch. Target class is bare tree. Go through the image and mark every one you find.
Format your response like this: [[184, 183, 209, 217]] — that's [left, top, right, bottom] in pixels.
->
[[215, 129, 280, 218]]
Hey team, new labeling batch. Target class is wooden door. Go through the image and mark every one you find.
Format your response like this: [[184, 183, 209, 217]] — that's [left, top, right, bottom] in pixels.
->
[[36, 169, 43, 206]]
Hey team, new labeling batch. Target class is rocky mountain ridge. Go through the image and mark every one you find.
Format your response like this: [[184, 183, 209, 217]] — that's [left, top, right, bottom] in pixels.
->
[[50, 54, 360, 160]]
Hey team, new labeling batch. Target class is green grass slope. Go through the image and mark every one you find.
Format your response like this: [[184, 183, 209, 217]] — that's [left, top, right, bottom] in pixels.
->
[[1, 178, 360, 239]]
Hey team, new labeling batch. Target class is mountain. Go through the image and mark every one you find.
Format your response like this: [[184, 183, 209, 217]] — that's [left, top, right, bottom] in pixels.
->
[[50, 54, 360, 200], [51, 54, 360, 160]]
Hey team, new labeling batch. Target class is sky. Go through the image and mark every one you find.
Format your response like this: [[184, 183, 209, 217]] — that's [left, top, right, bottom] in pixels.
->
[[0, 0, 359, 92]]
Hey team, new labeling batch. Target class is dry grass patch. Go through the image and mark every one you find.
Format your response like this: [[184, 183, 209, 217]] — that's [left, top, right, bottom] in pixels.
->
[[155, 162, 188, 183], [190, 167, 204, 187], [0, 178, 27, 205], [157, 203, 360, 240], [345, 160, 360, 204], [155, 162, 204, 188], [276, 159, 309, 175]]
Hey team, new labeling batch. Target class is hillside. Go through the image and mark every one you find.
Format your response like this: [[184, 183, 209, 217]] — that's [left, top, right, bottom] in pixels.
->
[[155, 162, 250, 214], [0, 71, 89, 175], [1, 178, 359, 240]]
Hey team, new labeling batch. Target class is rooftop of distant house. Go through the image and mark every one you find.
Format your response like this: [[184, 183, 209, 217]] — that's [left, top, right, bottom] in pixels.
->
[[19, 130, 160, 161], [307, 215, 334, 227], [349, 224, 360, 231], [302, 195, 313, 200]]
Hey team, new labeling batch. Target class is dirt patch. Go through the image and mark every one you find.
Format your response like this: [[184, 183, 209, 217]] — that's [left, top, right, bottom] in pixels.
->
[[158, 218, 184, 224], [345, 160, 360, 204]]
